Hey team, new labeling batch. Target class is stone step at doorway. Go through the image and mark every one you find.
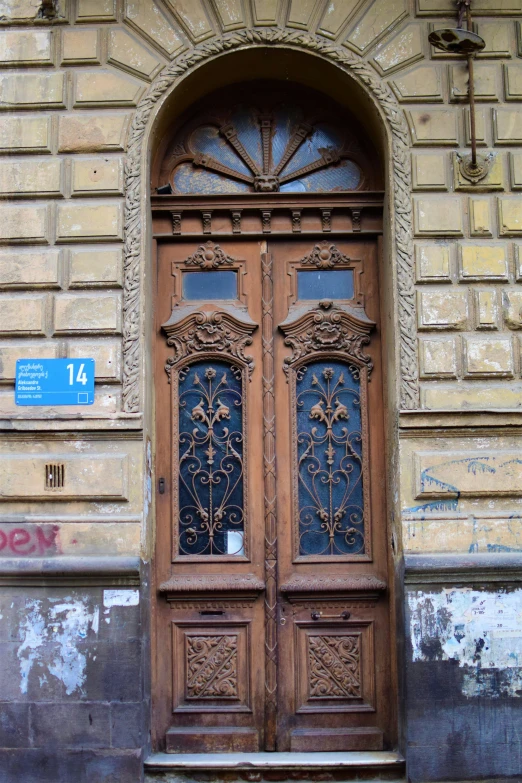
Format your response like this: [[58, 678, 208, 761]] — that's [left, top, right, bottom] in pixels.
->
[[144, 751, 406, 783]]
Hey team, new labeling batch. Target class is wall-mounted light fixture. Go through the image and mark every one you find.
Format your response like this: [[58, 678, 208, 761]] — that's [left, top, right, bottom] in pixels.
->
[[429, 0, 490, 184]]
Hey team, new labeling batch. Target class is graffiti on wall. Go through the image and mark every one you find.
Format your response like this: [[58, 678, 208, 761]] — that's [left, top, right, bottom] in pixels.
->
[[0, 524, 60, 556], [408, 588, 522, 697]]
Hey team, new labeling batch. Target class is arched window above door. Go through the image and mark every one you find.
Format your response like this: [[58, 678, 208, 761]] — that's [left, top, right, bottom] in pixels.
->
[[157, 85, 380, 195]]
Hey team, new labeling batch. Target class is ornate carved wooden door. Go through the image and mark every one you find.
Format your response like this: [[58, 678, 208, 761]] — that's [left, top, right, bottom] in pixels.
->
[[152, 89, 393, 754], [153, 232, 392, 753], [270, 238, 392, 752]]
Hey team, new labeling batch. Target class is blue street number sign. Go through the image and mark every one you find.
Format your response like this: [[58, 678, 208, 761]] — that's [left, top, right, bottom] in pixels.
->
[[15, 359, 95, 406]]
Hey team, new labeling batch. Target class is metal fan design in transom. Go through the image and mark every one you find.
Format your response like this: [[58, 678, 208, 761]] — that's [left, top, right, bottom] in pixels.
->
[[166, 105, 366, 195]]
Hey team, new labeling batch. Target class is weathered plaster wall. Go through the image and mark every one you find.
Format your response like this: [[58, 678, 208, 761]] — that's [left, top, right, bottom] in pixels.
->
[[0, 0, 522, 781], [0, 585, 145, 781], [405, 582, 522, 781]]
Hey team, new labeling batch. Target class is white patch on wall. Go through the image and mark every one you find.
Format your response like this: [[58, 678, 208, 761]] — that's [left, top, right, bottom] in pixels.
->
[[17, 598, 99, 696], [408, 587, 522, 697], [103, 589, 139, 608]]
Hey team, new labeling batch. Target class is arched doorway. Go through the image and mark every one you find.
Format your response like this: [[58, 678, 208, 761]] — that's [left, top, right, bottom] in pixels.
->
[[152, 81, 394, 754]]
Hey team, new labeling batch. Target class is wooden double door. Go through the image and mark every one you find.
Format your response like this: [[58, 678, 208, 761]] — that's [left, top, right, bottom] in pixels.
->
[[154, 230, 393, 753]]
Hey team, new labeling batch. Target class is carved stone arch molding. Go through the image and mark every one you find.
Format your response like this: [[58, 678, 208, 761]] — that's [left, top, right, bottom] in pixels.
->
[[123, 28, 418, 413]]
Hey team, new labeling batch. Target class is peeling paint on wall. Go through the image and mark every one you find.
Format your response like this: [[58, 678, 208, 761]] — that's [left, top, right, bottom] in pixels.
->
[[17, 597, 99, 696], [408, 588, 522, 697], [103, 589, 139, 608]]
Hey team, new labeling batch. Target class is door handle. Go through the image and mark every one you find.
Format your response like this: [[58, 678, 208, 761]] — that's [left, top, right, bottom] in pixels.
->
[[311, 610, 351, 621]]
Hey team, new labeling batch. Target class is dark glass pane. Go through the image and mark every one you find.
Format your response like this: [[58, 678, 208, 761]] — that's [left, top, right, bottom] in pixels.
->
[[178, 361, 245, 556], [190, 124, 251, 176], [296, 362, 365, 556], [281, 122, 345, 176], [173, 163, 249, 195], [230, 106, 263, 170], [280, 159, 361, 192], [183, 271, 237, 300], [297, 270, 354, 300], [272, 105, 303, 169]]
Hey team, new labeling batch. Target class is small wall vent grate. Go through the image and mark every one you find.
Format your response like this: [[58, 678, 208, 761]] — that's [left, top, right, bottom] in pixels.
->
[[45, 463, 65, 490]]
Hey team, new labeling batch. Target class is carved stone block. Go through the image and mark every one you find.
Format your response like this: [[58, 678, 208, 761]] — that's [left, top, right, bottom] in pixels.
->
[[458, 243, 508, 280], [415, 244, 452, 282], [392, 66, 443, 103], [475, 289, 500, 330], [463, 334, 514, 377], [413, 197, 463, 236], [418, 337, 458, 378], [406, 110, 459, 146], [502, 289, 522, 328], [372, 23, 424, 76], [417, 290, 469, 330], [412, 153, 447, 191], [498, 197, 522, 235], [469, 198, 493, 237]]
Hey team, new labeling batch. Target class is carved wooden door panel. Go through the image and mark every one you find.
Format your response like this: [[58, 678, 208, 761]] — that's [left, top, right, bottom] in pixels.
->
[[154, 238, 267, 753], [270, 238, 393, 752], [154, 234, 392, 753]]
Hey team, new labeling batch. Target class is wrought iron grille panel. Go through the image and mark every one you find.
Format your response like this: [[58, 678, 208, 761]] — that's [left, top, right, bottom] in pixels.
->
[[295, 362, 365, 557], [177, 360, 245, 556]]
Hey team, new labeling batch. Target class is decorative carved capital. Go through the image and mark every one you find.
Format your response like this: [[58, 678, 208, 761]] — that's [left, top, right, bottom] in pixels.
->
[[279, 299, 375, 375], [184, 240, 235, 268], [159, 573, 265, 602], [162, 303, 258, 379], [300, 241, 350, 268], [280, 574, 386, 600]]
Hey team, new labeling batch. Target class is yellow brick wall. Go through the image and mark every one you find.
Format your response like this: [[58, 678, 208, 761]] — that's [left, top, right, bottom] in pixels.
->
[[0, 0, 521, 559]]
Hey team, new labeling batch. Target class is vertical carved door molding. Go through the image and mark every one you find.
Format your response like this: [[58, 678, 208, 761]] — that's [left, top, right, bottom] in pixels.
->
[[261, 251, 277, 750]]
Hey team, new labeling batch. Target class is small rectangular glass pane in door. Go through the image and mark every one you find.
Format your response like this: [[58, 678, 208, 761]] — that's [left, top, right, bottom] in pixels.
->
[[297, 269, 354, 300], [182, 271, 237, 300]]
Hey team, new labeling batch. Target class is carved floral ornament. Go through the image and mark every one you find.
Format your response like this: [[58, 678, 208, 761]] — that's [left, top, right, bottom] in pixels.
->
[[184, 241, 237, 269], [309, 634, 362, 699], [279, 300, 375, 375], [186, 634, 239, 699], [301, 241, 352, 269], [162, 303, 258, 379], [123, 29, 417, 413]]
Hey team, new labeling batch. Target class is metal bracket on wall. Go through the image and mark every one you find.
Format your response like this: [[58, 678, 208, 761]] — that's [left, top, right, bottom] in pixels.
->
[[429, 0, 490, 184]]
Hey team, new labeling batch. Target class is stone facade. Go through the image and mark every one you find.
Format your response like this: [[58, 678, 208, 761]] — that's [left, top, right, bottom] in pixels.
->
[[0, 0, 522, 781]]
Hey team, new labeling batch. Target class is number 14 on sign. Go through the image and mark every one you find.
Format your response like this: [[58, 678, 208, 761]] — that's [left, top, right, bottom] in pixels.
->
[[68, 363, 88, 386]]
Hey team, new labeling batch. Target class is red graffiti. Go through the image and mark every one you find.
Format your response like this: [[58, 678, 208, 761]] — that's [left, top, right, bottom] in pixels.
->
[[0, 525, 60, 556]]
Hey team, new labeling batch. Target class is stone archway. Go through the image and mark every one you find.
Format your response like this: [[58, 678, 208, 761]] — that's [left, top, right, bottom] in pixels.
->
[[121, 28, 418, 415], [151, 76, 395, 753]]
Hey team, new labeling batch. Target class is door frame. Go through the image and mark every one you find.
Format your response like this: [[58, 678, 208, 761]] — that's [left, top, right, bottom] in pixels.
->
[[150, 191, 398, 752]]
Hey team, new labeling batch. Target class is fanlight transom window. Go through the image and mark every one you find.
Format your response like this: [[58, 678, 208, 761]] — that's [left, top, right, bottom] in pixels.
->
[[161, 100, 374, 195]]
